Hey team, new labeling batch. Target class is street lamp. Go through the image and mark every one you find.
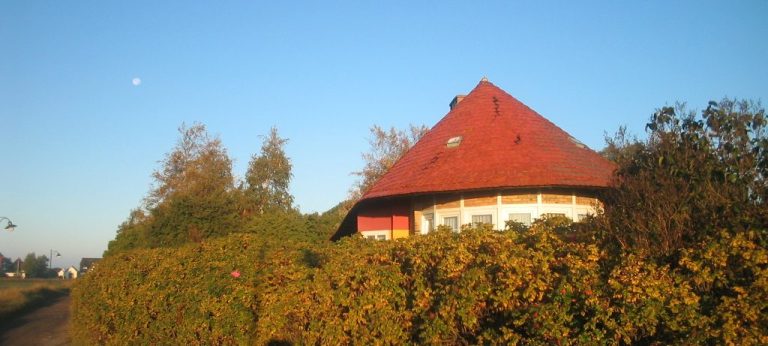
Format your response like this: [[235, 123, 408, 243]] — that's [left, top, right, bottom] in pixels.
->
[[50, 250, 61, 269], [0, 217, 16, 231]]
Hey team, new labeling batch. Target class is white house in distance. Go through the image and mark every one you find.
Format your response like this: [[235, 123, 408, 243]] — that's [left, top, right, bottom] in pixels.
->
[[58, 266, 79, 279]]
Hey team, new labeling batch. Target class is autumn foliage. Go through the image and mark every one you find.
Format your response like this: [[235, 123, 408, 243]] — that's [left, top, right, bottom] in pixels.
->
[[71, 218, 767, 344], [77, 99, 767, 344], [600, 98, 767, 260]]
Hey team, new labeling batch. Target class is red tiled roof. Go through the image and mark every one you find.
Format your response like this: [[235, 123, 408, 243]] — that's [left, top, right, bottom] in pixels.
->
[[361, 79, 616, 201]]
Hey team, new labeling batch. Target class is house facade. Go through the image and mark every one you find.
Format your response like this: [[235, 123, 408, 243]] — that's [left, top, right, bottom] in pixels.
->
[[66, 266, 79, 279], [333, 79, 615, 240]]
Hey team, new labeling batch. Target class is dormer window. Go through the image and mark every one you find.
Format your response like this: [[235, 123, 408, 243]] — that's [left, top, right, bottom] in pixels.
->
[[446, 136, 462, 148], [569, 136, 586, 149]]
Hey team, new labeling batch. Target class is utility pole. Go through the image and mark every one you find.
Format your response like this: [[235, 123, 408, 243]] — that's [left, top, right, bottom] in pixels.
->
[[50, 250, 61, 269]]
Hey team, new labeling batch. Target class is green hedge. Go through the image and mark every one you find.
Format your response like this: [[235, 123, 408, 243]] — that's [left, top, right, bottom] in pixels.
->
[[72, 220, 768, 344]]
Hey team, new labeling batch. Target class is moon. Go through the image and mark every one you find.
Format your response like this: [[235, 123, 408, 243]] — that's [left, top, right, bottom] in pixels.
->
[[131, 77, 142, 86]]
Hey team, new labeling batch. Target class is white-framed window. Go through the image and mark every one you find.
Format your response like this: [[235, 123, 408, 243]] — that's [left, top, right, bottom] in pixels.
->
[[463, 206, 498, 229], [538, 207, 573, 221], [508, 213, 532, 226], [540, 212, 572, 223], [574, 208, 592, 222], [443, 216, 459, 231], [422, 213, 434, 234], [503, 206, 538, 229], [439, 211, 460, 231], [471, 214, 493, 225], [365, 234, 387, 240], [361, 230, 390, 240], [542, 212, 566, 218]]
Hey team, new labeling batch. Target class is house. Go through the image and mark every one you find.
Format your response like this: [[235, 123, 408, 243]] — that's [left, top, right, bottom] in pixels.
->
[[59, 266, 79, 279], [333, 79, 615, 240]]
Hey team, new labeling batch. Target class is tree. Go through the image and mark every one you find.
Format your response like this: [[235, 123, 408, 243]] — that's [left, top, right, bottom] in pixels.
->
[[22, 252, 49, 278], [0, 253, 12, 273], [104, 208, 150, 256], [145, 123, 241, 247], [304, 201, 347, 241], [244, 127, 294, 214], [146, 123, 235, 209], [349, 124, 429, 201], [105, 122, 243, 253], [600, 98, 767, 261], [600, 126, 642, 163]]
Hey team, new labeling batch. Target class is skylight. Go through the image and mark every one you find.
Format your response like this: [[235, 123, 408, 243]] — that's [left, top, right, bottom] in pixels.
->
[[446, 136, 463, 148], [569, 136, 586, 149]]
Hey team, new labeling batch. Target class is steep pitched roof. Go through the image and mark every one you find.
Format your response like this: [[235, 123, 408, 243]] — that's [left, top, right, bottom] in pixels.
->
[[361, 79, 615, 201]]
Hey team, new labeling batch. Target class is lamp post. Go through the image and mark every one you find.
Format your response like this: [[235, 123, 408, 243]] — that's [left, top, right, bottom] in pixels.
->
[[0, 217, 17, 232], [1, 217, 18, 276], [50, 250, 61, 270]]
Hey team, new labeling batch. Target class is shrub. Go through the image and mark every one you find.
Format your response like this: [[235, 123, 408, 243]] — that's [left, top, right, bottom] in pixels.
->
[[601, 99, 767, 261], [72, 222, 767, 344]]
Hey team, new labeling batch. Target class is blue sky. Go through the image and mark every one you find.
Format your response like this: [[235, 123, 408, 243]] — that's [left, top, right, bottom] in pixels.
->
[[1, 1, 766, 268]]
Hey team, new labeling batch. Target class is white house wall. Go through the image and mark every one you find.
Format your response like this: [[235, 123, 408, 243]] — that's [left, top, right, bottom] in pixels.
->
[[416, 190, 600, 234]]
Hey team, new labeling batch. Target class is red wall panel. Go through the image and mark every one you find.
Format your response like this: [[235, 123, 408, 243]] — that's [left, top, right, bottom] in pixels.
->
[[391, 204, 410, 230], [358, 215, 390, 231], [358, 206, 392, 231], [357, 201, 411, 231]]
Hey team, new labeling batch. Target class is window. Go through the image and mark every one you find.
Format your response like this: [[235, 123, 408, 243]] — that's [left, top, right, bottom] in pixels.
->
[[542, 213, 567, 219], [569, 136, 586, 149], [508, 213, 532, 226], [471, 214, 493, 225], [577, 214, 588, 222], [364, 231, 389, 240], [423, 213, 434, 234], [443, 216, 459, 231], [446, 136, 463, 148]]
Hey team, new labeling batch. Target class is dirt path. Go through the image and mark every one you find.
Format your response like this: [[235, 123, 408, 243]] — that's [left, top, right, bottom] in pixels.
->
[[0, 295, 71, 346]]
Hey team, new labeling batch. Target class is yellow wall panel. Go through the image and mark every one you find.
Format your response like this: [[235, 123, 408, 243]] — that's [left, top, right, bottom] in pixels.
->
[[576, 196, 598, 205], [392, 229, 409, 239], [502, 193, 537, 204], [435, 195, 460, 209], [413, 210, 422, 233], [542, 193, 572, 204], [463, 195, 497, 207]]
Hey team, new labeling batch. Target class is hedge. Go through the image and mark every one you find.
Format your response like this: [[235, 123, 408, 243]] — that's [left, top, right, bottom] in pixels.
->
[[71, 220, 768, 344]]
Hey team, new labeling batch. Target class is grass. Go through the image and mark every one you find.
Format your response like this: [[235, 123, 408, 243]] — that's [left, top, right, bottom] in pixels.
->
[[0, 279, 72, 322]]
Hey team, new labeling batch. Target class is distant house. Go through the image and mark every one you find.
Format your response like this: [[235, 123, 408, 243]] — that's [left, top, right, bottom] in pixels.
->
[[334, 79, 616, 240], [59, 266, 79, 279], [80, 258, 101, 274]]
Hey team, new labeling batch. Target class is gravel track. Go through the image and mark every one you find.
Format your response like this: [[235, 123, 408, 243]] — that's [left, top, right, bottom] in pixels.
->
[[0, 295, 71, 346]]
